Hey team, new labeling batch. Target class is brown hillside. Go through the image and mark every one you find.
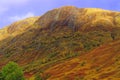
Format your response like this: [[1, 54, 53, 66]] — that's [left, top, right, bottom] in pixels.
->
[[44, 39, 120, 80]]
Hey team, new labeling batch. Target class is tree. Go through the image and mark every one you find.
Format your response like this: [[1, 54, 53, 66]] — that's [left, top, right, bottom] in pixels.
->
[[0, 72, 3, 80], [1, 61, 25, 80], [35, 74, 43, 80], [111, 31, 117, 40]]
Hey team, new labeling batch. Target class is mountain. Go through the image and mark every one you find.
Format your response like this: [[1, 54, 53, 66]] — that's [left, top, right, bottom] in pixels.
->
[[0, 6, 120, 80]]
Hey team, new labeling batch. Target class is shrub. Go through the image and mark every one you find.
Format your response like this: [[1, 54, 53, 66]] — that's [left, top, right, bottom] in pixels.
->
[[35, 74, 43, 80], [83, 40, 100, 51], [0, 72, 3, 80], [1, 61, 25, 80], [111, 31, 117, 40]]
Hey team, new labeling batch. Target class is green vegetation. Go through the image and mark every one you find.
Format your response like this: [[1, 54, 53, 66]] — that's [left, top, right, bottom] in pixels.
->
[[80, 61, 86, 66], [111, 30, 118, 40], [0, 72, 3, 80], [1, 62, 25, 80], [85, 39, 101, 50], [34, 74, 43, 80]]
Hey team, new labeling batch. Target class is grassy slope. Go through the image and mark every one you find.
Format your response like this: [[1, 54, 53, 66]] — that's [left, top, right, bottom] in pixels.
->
[[43, 39, 120, 80], [0, 6, 120, 79], [0, 17, 39, 41]]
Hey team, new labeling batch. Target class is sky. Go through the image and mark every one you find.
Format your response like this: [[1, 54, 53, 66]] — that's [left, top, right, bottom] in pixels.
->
[[0, 0, 120, 28]]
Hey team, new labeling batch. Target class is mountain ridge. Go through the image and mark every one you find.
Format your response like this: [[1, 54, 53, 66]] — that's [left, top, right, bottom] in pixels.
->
[[35, 6, 120, 33]]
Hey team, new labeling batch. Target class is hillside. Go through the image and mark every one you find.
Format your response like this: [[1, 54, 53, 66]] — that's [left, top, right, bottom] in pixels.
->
[[43, 39, 120, 80], [0, 6, 120, 80], [0, 16, 39, 41]]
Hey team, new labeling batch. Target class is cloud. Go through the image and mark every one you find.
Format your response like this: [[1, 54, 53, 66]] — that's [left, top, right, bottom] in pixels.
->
[[0, 7, 8, 15], [0, 0, 29, 6], [0, 0, 30, 15], [9, 12, 35, 22]]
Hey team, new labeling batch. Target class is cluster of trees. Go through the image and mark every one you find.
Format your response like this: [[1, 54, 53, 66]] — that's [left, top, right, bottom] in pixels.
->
[[0, 62, 43, 80], [0, 62, 25, 80]]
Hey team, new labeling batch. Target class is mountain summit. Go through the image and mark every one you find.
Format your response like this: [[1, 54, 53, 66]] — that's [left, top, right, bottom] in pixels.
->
[[36, 6, 120, 32]]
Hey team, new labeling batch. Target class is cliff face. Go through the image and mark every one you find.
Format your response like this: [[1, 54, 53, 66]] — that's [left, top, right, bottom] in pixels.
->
[[0, 6, 120, 80]]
